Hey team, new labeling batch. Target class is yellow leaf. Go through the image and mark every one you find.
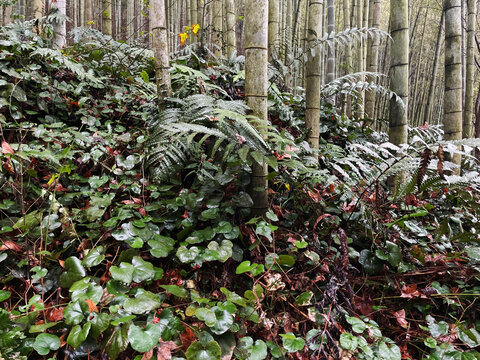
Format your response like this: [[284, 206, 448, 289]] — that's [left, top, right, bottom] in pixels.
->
[[178, 32, 188, 46], [285, 184, 290, 191], [192, 24, 201, 36]]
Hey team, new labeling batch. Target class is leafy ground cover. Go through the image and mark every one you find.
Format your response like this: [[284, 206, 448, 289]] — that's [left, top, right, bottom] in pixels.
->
[[0, 19, 480, 360]]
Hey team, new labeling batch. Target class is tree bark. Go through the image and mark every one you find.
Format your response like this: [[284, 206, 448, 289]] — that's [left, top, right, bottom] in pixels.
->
[[225, 0, 236, 57], [212, 0, 222, 57], [388, 0, 408, 146], [355, 0, 364, 117], [443, 0, 463, 171], [151, 0, 172, 106], [85, 0, 93, 25], [245, 0, 269, 215], [268, 0, 280, 60], [343, 0, 352, 117], [33, 0, 43, 18], [464, 0, 477, 138], [424, 11, 444, 126], [305, 0, 324, 153], [103, 0, 113, 36], [364, 0, 380, 121], [326, 0, 335, 91]]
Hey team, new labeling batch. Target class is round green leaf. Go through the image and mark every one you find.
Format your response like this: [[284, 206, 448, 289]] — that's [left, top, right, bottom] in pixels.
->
[[177, 246, 200, 263], [148, 235, 175, 258], [33, 333, 61, 355], [250, 340, 268, 360], [82, 246, 105, 267], [280, 332, 305, 352], [339, 332, 358, 351], [110, 262, 134, 284], [59, 256, 86, 288], [346, 316, 367, 334], [64, 300, 89, 326], [128, 323, 161, 352], [161, 285, 189, 298], [67, 322, 92, 348], [195, 307, 216, 327], [378, 341, 401, 360], [123, 291, 161, 314], [210, 306, 233, 335], [186, 340, 222, 360], [0, 290, 11, 301]]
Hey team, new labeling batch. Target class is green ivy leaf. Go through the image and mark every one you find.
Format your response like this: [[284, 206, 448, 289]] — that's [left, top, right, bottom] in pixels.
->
[[110, 262, 134, 284], [64, 300, 89, 325], [236, 260, 255, 274], [132, 256, 155, 282], [346, 316, 367, 334], [220, 288, 247, 307], [339, 332, 358, 351], [161, 285, 189, 298], [177, 246, 200, 263], [0, 290, 11, 302], [210, 306, 233, 335], [33, 333, 61, 355], [102, 324, 130, 360], [148, 235, 175, 258], [195, 307, 217, 327], [67, 322, 92, 348], [280, 332, 305, 352], [59, 256, 86, 288], [250, 340, 268, 360], [378, 341, 401, 360], [128, 323, 161, 352], [82, 246, 105, 267], [255, 221, 277, 242], [70, 278, 103, 304], [186, 340, 222, 360], [29, 322, 59, 333], [123, 291, 161, 314], [88, 312, 111, 339], [294, 291, 313, 306], [199, 208, 220, 220]]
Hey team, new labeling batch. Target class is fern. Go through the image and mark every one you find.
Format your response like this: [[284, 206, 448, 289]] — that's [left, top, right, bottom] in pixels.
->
[[147, 94, 271, 180]]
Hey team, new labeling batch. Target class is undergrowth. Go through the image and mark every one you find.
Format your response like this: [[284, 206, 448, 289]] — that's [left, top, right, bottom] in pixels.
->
[[0, 18, 479, 360]]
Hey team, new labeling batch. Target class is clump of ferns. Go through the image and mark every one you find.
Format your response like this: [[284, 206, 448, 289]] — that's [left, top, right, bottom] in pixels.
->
[[146, 94, 272, 181]]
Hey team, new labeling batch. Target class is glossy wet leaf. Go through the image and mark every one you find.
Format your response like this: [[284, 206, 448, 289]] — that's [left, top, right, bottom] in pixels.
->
[[110, 262, 134, 284], [128, 323, 161, 352], [186, 340, 222, 360], [148, 235, 175, 258], [123, 291, 161, 314], [131, 256, 155, 282], [102, 324, 129, 360], [64, 300, 89, 325], [161, 284, 189, 298], [59, 256, 86, 288], [33, 333, 61, 355], [67, 322, 92, 348], [210, 306, 233, 335], [82, 246, 105, 267]]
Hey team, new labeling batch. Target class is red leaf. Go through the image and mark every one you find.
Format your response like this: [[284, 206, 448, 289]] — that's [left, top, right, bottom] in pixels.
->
[[156, 341, 178, 360], [1, 141, 14, 154], [85, 299, 98, 313], [393, 309, 408, 328], [138, 207, 147, 216], [179, 327, 196, 352], [47, 307, 64, 322], [0, 240, 22, 252]]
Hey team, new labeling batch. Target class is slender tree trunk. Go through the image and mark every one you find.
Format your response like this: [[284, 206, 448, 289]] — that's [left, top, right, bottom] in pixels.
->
[[85, 0, 93, 24], [343, 0, 352, 117], [355, 0, 364, 118], [191, 0, 197, 25], [464, 0, 477, 138], [365, 0, 380, 120], [410, 7, 428, 124], [268, 0, 280, 60], [305, 0, 324, 153], [388, 0, 408, 146], [326, 0, 335, 90], [3, 4, 12, 25], [33, 0, 43, 18], [103, 0, 113, 36], [151, 0, 172, 105], [49, 0, 66, 47], [443, 0, 463, 171], [225, 0, 236, 57], [424, 11, 444, 125], [212, 0, 222, 56], [245, 0, 269, 215]]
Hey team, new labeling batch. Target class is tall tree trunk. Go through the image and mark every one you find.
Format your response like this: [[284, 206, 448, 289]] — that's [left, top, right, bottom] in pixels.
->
[[85, 0, 93, 24], [33, 0, 43, 18], [388, 0, 408, 146], [151, 0, 172, 105], [225, 0, 236, 57], [49, 0, 66, 47], [2, 4, 12, 25], [305, 0, 324, 153], [268, 0, 280, 60], [364, 0, 380, 121], [355, 0, 364, 117], [212, 0, 222, 57], [245, 0, 268, 215], [343, 0, 352, 117], [410, 6, 428, 125], [326, 0, 335, 90], [424, 11, 444, 125], [464, 0, 477, 138], [191, 0, 197, 25], [103, 0, 113, 36], [443, 0, 463, 171]]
